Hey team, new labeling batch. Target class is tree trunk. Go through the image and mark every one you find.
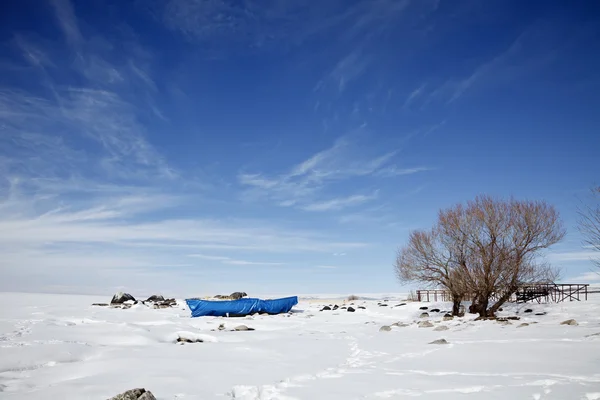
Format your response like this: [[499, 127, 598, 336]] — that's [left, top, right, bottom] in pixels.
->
[[451, 296, 462, 316], [488, 288, 517, 317], [472, 296, 489, 318]]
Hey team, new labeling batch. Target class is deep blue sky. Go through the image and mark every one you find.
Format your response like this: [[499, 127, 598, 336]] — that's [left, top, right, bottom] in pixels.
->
[[0, 0, 599, 296]]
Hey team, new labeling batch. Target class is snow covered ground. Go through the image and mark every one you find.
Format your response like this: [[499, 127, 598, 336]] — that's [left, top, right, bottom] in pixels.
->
[[1, 292, 600, 399]]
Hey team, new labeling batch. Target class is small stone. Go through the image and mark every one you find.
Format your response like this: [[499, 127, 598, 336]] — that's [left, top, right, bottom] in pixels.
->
[[535, 312, 547, 316], [430, 308, 441, 313], [108, 388, 155, 400], [218, 323, 226, 331], [320, 306, 332, 311], [230, 292, 248, 300], [92, 303, 108, 306], [341, 307, 347, 310], [442, 314, 453, 321], [333, 305, 339, 310], [395, 303, 407, 307], [560, 319, 578, 326], [379, 304, 389, 307], [234, 325, 255, 331], [358, 306, 366, 309], [419, 306, 428, 310], [517, 323, 529, 328], [524, 309, 533, 313], [392, 322, 409, 327], [429, 338, 449, 345], [146, 295, 165, 302], [433, 325, 449, 331], [347, 307, 355, 312], [420, 312, 429, 318], [379, 325, 392, 332], [418, 321, 434, 328]]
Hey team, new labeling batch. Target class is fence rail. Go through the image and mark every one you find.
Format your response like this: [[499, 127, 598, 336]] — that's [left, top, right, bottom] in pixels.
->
[[416, 283, 590, 303]]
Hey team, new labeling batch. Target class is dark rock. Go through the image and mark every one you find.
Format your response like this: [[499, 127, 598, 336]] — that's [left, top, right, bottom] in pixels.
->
[[429, 338, 448, 345], [379, 303, 389, 307], [321, 306, 332, 311], [535, 312, 547, 316], [347, 307, 355, 312], [395, 303, 407, 307], [498, 308, 503, 312], [358, 306, 366, 309], [230, 292, 248, 300], [430, 308, 441, 313], [110, 292, 136, 304], [442, 314, 453, 321], [146, 295, 165, 302], [108, 388, 156, 400], [218, 323, 226, 331], [524, 309, 533, 313], [92, 303, 108, 306], [341, 307, 347, 310], [177, 336, 203, 343], [234, 325, 255, 331], [379, 325, 392, 332], [419, 306, 428, 310], [333, 305, 339, 310]]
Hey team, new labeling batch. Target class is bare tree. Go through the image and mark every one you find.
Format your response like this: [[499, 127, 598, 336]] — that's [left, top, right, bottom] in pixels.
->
[[395, 227, 470, 316], [395, 196, 565, 318], [578, 186, 600, 269]]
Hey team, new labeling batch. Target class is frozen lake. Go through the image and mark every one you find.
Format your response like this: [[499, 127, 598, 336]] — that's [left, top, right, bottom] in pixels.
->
[[1, 292, 599, 399]]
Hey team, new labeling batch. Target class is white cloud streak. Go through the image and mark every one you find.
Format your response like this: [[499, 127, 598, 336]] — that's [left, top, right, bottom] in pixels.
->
[[238, 135, 428, 211]]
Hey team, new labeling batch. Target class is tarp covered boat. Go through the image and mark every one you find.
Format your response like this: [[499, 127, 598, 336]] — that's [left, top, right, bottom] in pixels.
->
[[185, 296, 298, 317]]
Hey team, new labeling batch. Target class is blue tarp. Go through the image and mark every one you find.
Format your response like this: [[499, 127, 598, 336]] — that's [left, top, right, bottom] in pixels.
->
[[185, 296, 298, 317]]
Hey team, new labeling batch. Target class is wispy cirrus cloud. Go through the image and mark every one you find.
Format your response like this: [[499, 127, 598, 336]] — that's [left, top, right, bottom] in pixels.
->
[[302, 192, 378, 212], [238, 135, 429, 211], [188, 253, 284, 266]]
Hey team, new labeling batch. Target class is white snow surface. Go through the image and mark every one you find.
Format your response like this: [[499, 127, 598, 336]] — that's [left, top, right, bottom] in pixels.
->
[[1, 293, 600, 399]]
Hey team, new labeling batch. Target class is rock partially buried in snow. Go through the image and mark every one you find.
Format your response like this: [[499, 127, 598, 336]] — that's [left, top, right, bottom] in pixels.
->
[[433, 325, 449, 331], [108, 388, 156, 400], [524, 309, 533, 313], [358, 306, 366, 309], [395, 303, 407, 307], [321, 306, 332, 311], [379, 325, 392, 332], [392, 322, 410, 327], [92, 303, 108, 307], [419, 306, 428, 310], [561, 319, 578, 326], [230, 292, 248, 300], [234, 325, 255, 331], [418, 321, 434, 328], [146, 295, 165, 302], [420, 312, 429, 318], [347, 307, 356, 312], [517, 323, 529, 328], [111, 292, 136, 304], [430, 308, 441, 313], [429, 338, 449, 345], [442, 313, 453, 321]]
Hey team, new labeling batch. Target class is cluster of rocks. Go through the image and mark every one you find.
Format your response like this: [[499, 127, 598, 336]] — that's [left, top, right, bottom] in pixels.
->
[[92, 292, 177, 310], [210, 323, 255, 332], [108, 388, 155, 400], [214, 292, 248, 300], [320, 304, 363, 312]]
